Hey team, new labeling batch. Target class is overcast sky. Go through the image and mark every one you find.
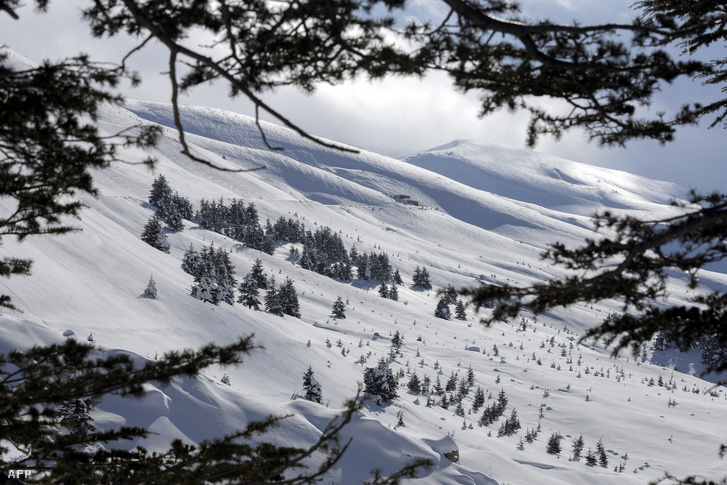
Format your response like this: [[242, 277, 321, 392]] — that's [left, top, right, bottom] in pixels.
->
[[3, 1, 726, 193]]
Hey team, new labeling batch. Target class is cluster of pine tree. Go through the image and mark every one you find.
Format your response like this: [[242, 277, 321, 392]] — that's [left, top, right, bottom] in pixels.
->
[[434, 284, 467, 320], [363, 358, 398, 404], [266, 216, 306, 243], [497, 408, 521, 437], [299, 226, 352, 280], [197, 198, 273, 254], [478, 389, 509, 426], [351, 246, 399, 283], [149, 174, 194, 232], [182, 243, 237, 304], [237, 259, 268, 310], [264, 276, 301, 317], [140, 215, 170, 253], [141, 175, 193, 252], [411, 266, 432, 290]]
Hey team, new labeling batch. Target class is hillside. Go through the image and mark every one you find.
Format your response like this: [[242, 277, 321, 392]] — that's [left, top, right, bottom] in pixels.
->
[[2, 60, 727, 483]]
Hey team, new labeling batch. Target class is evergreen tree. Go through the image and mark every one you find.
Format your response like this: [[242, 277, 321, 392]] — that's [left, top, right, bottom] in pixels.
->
[[546, 432, 562, 456], [412, 266, 422, 287], [596, 438, 609, 468], [473, 387, 485, 411], [189, 244, 236, 305], [498, 408, 520, 436], [250, 258, 268, 289], [363, 358, 398, 404], [181, 244, 202, 278], [572, 435, 585, 460], [237, 273, 261, 310], [140, 215, 169, 253], [496, 389, 508, 414], [148, 174, 173, 208], [392, 269, 403, 286], [391, 331, 403, 349], [434, 297, 450, 320], [279, 277, 301, 318], [212, 246, 237, 305], [585, 448, 598, 466], [407, 372, 421, 395], [149, 175, 187, 231], [173, 193, 194, 220], [264, 277, 284, 316], [157, 198, 185, 232], [332, 296, 346, 319], [143, 274, 157, 299], [378, 282, 389, 299], [191, 275, 218, 304], [388, 284, 399, 302], [418, 267, 432, 290], [302, 366, 322, 404], [454, 400, 465, 417], [58, 396, 99, 437], [454, 299, 467, 320], [466, 366, 475, 386], [412, 266, 433, 290], [701, 335, 727, 367], [445, 371, 457, 392], [443, 284, 457, 305]]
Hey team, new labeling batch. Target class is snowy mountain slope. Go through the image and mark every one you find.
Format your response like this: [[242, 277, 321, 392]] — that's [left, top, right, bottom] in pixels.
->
[[2, 63, 727, 484]]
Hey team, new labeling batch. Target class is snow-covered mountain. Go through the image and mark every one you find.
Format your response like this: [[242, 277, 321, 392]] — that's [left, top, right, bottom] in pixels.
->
[[3, 49, 727, 484]]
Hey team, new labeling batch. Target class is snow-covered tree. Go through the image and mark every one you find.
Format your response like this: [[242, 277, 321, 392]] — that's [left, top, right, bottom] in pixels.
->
[[149, 175, 188, 232], [140, 215, 169, 253], [332, 296, 346, 318], [302, 366, 322, 404], [148, 174, 173, 208], [237, 273, 261, 310], [181, 244, 202, 278], [189, 244, 236, 305], [378, 282, 389, 299], [191, 275, 218, 304], [211, 246, 236, 305], [363, 358, 398, 404], [157, 198, 185, 232], [434, 297, 450, 320], [143, 274, 157, 299], [250, 258, 268, 289]]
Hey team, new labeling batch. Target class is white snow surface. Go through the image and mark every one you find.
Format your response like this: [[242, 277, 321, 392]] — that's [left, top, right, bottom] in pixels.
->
[[2, 52, 727, 483]]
